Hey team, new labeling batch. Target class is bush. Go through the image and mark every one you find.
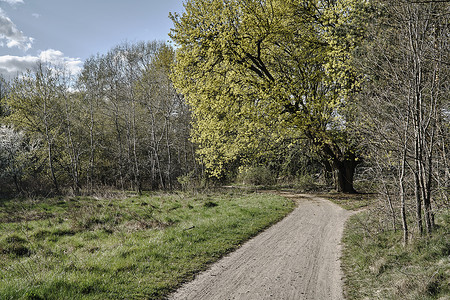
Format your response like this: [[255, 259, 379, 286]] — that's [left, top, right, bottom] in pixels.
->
[[236, 166, 276, 186], [293, 174, 318, 192], [177, 171, 209, 191]]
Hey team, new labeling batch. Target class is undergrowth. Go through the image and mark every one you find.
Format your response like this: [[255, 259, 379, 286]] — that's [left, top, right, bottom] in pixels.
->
[[342, 210, 449, 300]]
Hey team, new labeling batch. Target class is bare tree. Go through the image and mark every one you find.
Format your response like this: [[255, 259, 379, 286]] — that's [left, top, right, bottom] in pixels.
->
[[355, 0, 449, 242]]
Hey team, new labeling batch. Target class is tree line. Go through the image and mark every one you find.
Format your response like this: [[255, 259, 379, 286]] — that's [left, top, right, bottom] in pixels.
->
[[1, 41, 198, 195]]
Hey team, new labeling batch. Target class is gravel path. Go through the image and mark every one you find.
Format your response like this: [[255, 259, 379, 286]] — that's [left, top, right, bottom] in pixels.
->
[[169, 193, 352, 300]]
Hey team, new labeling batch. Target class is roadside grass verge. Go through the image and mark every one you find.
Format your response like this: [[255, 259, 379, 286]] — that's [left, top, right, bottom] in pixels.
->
[[342, 210, 449, 300], [325, 192, 376, 211], [0, 190, 295, 299]]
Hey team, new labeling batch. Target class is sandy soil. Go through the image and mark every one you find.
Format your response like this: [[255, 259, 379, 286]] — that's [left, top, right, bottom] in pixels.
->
[[169, 193, 352, 300]]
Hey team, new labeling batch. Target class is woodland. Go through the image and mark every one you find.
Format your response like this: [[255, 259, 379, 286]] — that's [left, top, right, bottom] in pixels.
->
[[1, 0, 449, 245]]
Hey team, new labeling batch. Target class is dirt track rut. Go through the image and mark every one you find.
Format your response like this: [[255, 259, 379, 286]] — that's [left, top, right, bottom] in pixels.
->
[[169, 193, 352, 300]]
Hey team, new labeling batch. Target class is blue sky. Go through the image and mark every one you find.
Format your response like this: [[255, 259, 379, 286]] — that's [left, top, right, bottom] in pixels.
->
[[0, 0, 185, 78]]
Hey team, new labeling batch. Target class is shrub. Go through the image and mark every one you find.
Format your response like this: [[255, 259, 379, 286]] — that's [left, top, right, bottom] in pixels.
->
[[236, 166, 276, 186], [293, 174, 318, 192]]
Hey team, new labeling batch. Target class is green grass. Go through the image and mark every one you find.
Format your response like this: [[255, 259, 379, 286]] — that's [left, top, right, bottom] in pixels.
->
[[342, 210, 450, 300], [0, 191, 295, 299]]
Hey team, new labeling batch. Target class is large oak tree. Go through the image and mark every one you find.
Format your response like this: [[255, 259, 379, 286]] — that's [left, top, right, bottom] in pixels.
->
[[170, 0, 366, 192]]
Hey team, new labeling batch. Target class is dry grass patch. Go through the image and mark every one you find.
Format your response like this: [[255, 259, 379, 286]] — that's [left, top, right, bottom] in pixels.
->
[[342, 210, 449, 300]]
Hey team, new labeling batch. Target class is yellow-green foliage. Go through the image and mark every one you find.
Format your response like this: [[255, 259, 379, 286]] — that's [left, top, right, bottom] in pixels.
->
[[170, 0, 367, 178]]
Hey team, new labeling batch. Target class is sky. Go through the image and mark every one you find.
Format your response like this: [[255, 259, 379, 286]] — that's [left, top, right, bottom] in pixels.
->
[[0, 0, 185, 78]]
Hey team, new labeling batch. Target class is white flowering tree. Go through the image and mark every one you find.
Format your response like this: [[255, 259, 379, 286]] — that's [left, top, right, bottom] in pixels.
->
[[0, 125, 25, 193]]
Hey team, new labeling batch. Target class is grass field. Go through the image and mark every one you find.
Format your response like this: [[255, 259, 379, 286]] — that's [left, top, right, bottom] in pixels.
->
[[0, 190, 295, 299]]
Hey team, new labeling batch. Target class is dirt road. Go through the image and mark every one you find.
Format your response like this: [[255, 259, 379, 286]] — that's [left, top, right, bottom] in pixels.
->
[[169, 193, 352, 300]]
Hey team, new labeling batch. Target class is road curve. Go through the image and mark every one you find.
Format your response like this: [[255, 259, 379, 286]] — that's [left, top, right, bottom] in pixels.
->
[[169, 193, 352, 300]]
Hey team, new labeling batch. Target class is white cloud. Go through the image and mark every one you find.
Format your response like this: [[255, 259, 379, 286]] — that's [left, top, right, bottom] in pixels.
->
[[0, 0, 24, 5], [39, 49, 83, 74], [31, 13, 40, 19], [0, 49, 83, 78], [0, 54, 36, 76], [39, 49, 65, 62], [0, 8, 33, 51]]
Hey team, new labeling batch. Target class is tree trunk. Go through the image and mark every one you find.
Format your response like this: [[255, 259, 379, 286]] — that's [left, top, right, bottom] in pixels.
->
[[400, 108, 411, 246], [334, 160, 358, 194], [380, 175, 397, 232], [88, 98, 96, 192], [47, 140, 59, 193], [414, 161, 424, 235], [400, 160, 409, 246], [13, 174, 21, 194], [315, 139, 360, 194]]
